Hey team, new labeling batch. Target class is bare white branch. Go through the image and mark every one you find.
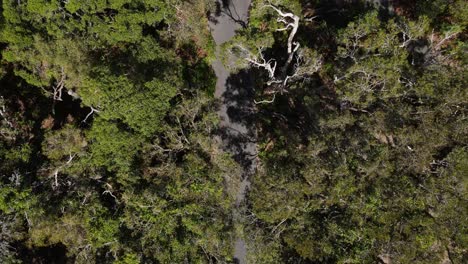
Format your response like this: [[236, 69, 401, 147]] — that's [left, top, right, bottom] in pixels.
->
[[264, 3, 299, 54], [102, 190, 117, 201], [434, 31, 459, 50], [304, 15, 319, 22], [66, 153, 76, 164], [53, 67, 66, 101], [0, 96, 14, 129], [254, 93, 276, 104], [24, 212, 32, 229], [102, 182, 118, 202], [52, 169, 59, 189], [82, 106, 100, 123]]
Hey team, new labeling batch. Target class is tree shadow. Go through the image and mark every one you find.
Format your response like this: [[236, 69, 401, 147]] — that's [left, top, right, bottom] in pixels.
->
[[224, 69, 256, 126], [221, 0, 248, 28], [16, 243, 72, 264], [313, 0, 372, 28], [209, 0, 248, 28], [217, 68, 257, 174]]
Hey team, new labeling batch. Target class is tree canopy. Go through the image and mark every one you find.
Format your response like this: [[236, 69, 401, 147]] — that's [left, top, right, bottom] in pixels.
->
[[0, 0, 466, 263]]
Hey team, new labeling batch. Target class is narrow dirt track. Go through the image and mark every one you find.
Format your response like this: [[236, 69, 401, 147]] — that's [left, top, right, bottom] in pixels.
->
[[208, 0, 253, 263]]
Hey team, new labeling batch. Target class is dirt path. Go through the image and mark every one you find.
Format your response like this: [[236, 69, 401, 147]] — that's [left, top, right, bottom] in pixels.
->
[[208, 0, 253, 263]]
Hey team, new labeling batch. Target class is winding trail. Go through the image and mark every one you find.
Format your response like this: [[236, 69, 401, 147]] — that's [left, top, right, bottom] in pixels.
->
[[207, 1, 393, 263], [208, 1, 253, 263]]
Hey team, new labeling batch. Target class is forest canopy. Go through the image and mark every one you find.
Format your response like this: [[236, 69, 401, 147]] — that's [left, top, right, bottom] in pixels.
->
[[0, 0, 467, 263]]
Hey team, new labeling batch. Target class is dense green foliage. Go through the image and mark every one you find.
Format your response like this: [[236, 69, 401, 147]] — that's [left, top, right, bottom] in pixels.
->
[[0, 0, 236, 263], [231, 0, 467, 263], [0, 0, 466, 263]]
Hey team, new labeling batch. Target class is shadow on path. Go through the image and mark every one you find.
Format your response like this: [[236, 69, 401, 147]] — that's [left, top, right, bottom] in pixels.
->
[[217, 68, 257, 176], [209, 0, 249, 28], [208, 1, 253, 263]]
